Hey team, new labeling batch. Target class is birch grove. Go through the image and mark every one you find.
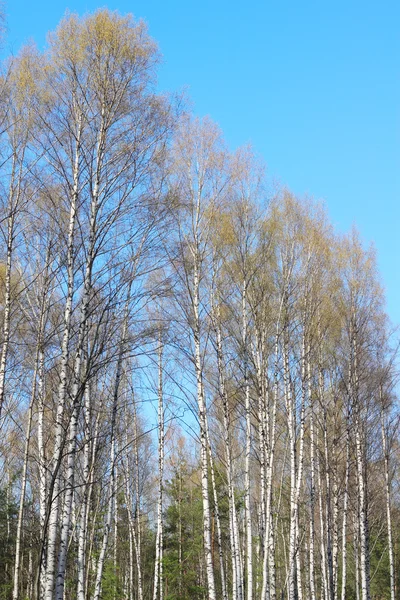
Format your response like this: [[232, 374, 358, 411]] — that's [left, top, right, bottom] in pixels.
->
[[0, 8, 398, 600]]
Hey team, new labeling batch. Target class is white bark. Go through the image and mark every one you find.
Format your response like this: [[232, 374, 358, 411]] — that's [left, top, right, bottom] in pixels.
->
[[323, 406, 334, 600], [352, 327, 370, 600], [308, 351, 316, 600], [44, 113, 82, 600], [284, 328, 297, 600], [12, 347, 39, 600], [193, 252, 216, 600], [355, 421, 370, 600], [261, 327, 279, 600], [132, 400, 144, 600], [242, 281, 253, 600], [55, 100, 107, 600], [113, 455, 119, 600], [294, 333, 307, 600], [0, 152, 18, 422], [253, 339, 267, 600], [340, 424, 350, 600], [381, 404, 395, 600], [13, 244, 51, 600], [206, 417, 228, 600], [38, 343, 47, 540], [153, 336, 165, 600], [128, 510, 134, 600], [213, 305, 243, 600], [93, 286, 130, 600], [77, 382, 99, 600], [332, 466, 339, 600], [318, 454, 328, 600], [353, 509, 360, 600]]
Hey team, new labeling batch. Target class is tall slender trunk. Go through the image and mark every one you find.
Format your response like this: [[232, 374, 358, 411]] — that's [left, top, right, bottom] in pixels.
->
[[206, 417, 228, 600], [323, 407, 334, 600], [12, 345, 40, 600], [13, 244, 51, 600], [213, 308, 242, 600], [353, 509, 360, 600], [128, 509, 134, 600], [93, 284, 130, 600], [153, 336, 165, 600], [352, 325, 370, 600], [178, 459, 183, 597], [0, 151, 18, 422], [77, 382, 99, 600], [257, 373, 266, 570], [308, 350, 316, 600], [36, 338, 46, 495], [284, 325, 297, 600], [380, 402, 395, 600], [355, 420, 370, 600], [43, 113, 82, 600], [193, 252, 216, 600], [113, 455, 119, 600], [38, 341, 47, 600], [318, 454, 328, 600], [261, 327, 279, 600], [56, 106, 107, 600], [332, 461, 339, 600], [340, 423, 350, 600], [132, 398, 144, 600], [242, 281, 252, 600], [294, 332, 307, 600], [253, 338, 267, 600]]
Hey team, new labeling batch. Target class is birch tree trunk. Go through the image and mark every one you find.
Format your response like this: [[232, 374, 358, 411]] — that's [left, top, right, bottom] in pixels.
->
[[12, 241, 51, 600], [0, 212, 13, 422], [242, 280, 253, 600], [261, 327, 279, 600], [284, 324, 297, 600], [153, 335, 165, 600], [318, 454, 329, 600], [55, 98, 108, 600], [353, 509, 360, 600], [352, 328, 370, 600], [294, 332, 307, 600], [340, 423, 350, 600], [308, 351, 316, 600], [193, 252, 216, 600], [252, 336, 267, 600], [12, 345, 40, 600], [206, 417, 228, 600], [214, 310, 243, 600], [380, 403, 395, 600], [323, 406, 334, 600], [0, 151, 18, 423], [93, 286, 130, 600], [133, 399, 144, 600], [77, 382, 99, 600], [43, 113, 82, 600]]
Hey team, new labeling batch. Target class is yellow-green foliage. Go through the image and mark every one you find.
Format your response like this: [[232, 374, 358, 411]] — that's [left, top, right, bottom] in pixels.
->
[[48, 10, 157, 90]]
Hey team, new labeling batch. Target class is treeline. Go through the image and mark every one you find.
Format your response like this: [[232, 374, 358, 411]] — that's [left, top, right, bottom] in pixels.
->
[[0, 9, 398, 600]]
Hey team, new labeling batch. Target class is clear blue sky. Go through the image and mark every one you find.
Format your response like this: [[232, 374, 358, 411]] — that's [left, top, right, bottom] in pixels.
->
[[5, 0, 400, 325]]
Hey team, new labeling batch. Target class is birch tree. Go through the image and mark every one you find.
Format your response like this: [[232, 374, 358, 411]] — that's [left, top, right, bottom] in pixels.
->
[[168, 116, 232, 600]]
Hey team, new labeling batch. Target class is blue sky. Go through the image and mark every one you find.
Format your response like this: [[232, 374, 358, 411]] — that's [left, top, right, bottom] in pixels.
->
[[5, 0, 400, 325]]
